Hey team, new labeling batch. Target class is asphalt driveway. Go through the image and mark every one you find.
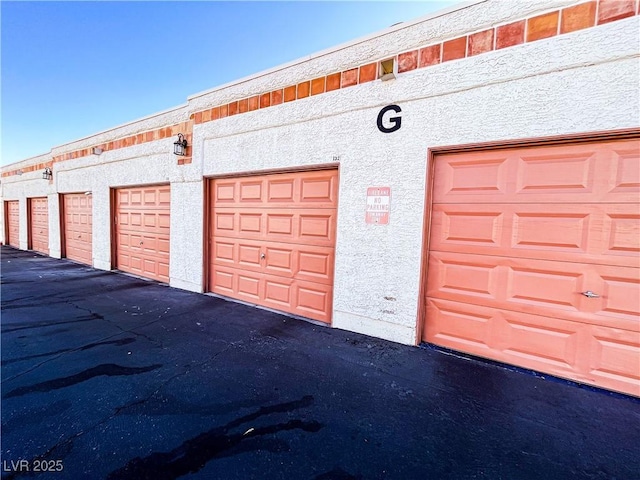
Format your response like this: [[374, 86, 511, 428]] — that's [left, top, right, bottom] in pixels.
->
[[1, 246, 639, 480]]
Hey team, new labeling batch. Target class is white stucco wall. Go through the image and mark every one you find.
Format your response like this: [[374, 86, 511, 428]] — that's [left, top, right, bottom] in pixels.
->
[[1, 1, 638, 345]]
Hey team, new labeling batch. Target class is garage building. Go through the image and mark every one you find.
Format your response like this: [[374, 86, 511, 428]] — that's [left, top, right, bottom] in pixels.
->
[[2, 0, 638, 396]]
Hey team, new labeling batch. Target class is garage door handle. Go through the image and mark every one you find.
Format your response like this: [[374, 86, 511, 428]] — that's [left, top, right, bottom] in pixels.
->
[[260, 253, 265, 259], [582, 291, 600, 298], [78, 235, 82, 238], [140, 241, 144, 245]]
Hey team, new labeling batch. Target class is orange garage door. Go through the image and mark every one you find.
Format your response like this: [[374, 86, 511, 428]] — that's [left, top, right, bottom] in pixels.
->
[[208, 169, 338, 323], [63, 193, 92, 266], [6, 201, 20, 248], [29, 197, 49, 255], [423, 138, 640, 397], [115, 185, 170, 282]]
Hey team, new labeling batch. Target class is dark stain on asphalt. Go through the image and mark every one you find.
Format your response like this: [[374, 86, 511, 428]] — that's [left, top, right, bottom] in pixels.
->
[[3, 363, 162, 399], [1, 313, 105, 332], [116, 393, 274, 417], [102, 281, 155, 293], [1, 338, 137, 366], [107, 395, 322, 480]]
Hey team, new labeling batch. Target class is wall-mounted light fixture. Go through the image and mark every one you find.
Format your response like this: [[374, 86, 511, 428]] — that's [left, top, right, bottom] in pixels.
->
[[173, 133, 188, 156], [16, 169, 24, 176], [42, 167, 53, 180], [91, 147, 103, 155]]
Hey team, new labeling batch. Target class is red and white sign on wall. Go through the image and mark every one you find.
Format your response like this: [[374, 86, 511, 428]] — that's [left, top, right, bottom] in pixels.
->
[[365, 187, 390, 225]]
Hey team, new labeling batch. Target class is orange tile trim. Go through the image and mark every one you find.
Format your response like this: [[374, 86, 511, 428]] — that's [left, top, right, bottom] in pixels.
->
[[2, 121, 194, 177], [192, 0, 632, 127], [3, 0, 634, 177]]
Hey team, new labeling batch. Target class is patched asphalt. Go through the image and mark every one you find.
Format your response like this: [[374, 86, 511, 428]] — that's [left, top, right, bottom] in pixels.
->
[[1, 246, 639, 480]]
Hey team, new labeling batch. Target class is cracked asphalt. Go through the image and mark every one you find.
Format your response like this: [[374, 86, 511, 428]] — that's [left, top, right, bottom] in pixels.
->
[[1, 246, 639, 480]]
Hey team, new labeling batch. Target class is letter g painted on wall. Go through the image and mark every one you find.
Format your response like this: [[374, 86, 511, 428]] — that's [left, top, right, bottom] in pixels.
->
[[377, 105, 402, 133]]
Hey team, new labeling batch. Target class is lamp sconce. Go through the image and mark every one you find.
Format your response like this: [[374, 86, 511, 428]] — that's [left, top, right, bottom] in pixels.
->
[[16, 169, 24, 176], [91, 147, 103, 155], [173, 133, 188, 156], [42, 167, 53, 180]]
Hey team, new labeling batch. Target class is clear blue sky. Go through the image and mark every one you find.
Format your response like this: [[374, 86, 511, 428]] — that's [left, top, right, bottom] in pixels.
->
[[1, 1, 457, 166]]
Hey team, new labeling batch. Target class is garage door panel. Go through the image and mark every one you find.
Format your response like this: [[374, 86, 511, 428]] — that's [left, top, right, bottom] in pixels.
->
[[117, 252, 132, 269], [115, 185, 170, 283], [515, 148, 597, 196], [261, 275, 332, 323], [6, 201, 20, 248], [434, 140, 639, 204], [215, 212, 235, 232], [119, 232, 132, 248], [506, 261, 586, 311], [211, 238, 334, 284], [425, 298, 496, 352], [604, 209, 640, 258], [512, 211, 591, 253], [297, 250, 333, 283], [209, 169, 337, 323], [427, 252, 501, 300], [268, 179, 295, 202], [213, 240, 235, 264], [609, 142, 640, 196], [428, 298, 639, 396], [143, 213, 157, 228], [300, 174, 337, 204], [214, 182, 237, 204], [266, 214, 293, 236], [296, 282, 332, 322], [239, 181, 263, 202], [426, 138, 640, 396], [157, 237, 170, 255], [427, 298, 587, 379], [504, 312, 585, 371], [213, 170, 338, 209], [157, 213, 170, 229], [213, 209, 335, 246], [210, 266, 333, 323], [430, 203, 636, 268], [598, 267, 640, 320], [264, 246, 294, 274], [158, 261, 169, 278], [129, 256, 141, 272], [157, 188, 171, 205], [264, 277, 293, 306], [210, 267, 235, 294], [430, 206, 504, 248], [428, 251, 637, 332], [237, 274, 262, 300], [436, 154, 510, 199], [240, 213, 263, 234], [299, 214, 334, 242], [589, 327, 640, 396], [238, 243, 263, 268]]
